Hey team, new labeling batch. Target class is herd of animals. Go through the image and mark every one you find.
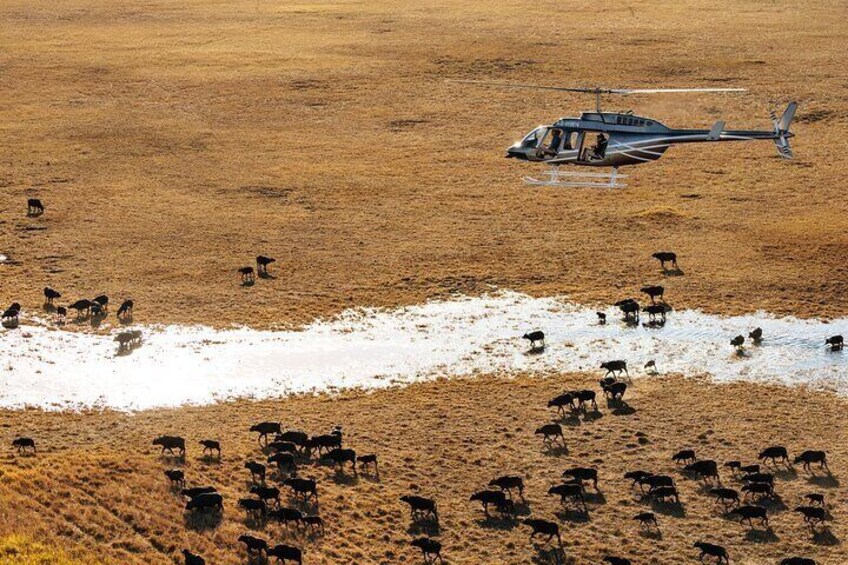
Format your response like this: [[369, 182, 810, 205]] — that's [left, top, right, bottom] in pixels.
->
[[5, 198, 846, 564]]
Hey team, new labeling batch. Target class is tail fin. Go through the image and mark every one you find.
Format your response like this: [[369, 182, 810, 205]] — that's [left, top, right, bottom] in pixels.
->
[[771, 102, 797, 159]]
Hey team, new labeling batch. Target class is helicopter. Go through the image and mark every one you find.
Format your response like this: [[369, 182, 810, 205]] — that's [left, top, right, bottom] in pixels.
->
[[455, 81, 797, 188]]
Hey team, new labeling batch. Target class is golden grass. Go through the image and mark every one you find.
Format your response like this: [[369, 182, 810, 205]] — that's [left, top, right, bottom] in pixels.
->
[[0, 534, 95, 565], [0, 0, 846, 328], [1, 374, 846, 564]]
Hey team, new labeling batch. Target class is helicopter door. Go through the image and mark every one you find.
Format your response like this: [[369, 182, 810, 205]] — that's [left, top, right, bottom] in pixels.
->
[[579, 131, 609, 162]]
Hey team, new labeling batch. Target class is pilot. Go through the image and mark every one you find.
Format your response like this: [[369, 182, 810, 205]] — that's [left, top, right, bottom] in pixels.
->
[[591, 133, 608, 159], [542, 129, 563, 157]]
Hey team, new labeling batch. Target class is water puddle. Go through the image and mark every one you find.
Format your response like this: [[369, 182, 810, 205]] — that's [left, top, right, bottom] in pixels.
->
[[0, 291, 845, 411]]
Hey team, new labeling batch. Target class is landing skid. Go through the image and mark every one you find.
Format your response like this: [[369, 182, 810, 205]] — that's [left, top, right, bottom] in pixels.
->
[[523, 167, 627, 188]]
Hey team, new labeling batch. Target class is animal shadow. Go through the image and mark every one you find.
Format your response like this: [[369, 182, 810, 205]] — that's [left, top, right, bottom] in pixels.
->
[[583, 409, 603, 422], [611, 401, 636, 416], [242, 279, 256, 288], [525, 346, 546, 356], [407, 519, 440, 537], [651, 501, 685, 518], [119, 315, 134, 326], [639, 528, 662, 540], [476, 515, 517, 530], [42, 303, 56, 313], [662, 267, 684, 277], [258, 271, 277, 280], [543, 445, 569, 457], [115, 341, 143, 358], [584, 492, 606, 505], [532, 546, 572, 565], [555, 509, 590, 523], [559, 413, 582, 427], [184, 511, 223, 531], [2, 319, 19, 330], [807, 474, 839, 489], [745, 528, 779, 543], [813, 527, 840, 546], [330, 472, 359, 486]]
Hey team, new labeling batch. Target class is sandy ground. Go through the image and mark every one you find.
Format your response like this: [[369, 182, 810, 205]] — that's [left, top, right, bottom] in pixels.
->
[[1, 374, 846, 564], [1, 0, 847, 328]]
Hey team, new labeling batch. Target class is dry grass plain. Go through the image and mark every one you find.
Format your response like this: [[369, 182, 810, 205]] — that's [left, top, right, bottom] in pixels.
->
[[2, 1, 848, 564], [1, 0, 847, 327], [2, 374, 847, 564]]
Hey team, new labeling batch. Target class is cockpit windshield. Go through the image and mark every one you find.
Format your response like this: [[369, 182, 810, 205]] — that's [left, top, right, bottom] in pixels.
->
[[519, 127, 548, 148]]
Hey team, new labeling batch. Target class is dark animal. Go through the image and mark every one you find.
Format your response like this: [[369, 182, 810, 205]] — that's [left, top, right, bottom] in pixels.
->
[[597, 312, 607, 324], [684, 460, 719, 483], [44, 287, 61, 304], [322, 448, 357, 472], [250, 422, 282, 445], [633, 511, 658, 528], [152, 435, 185, 457], [69, 299, 92, 316], [237, 534, 268, 555], [727, 505, 768, 528], [245, 461, 266, 483], [794, 506, 827, 527], [268, 507, 303, 528], [522, 330, 545, 350], [522, 518, 562, 545], [731, 335, 745, 349], [643, 303, 667, 323], [709, 488, 739, 508], [742, 472, 774, 485], [199, 440, 221, 458], [93, 295, 109, 311], [182, 550, 205, 565], [114, 330, 142, 349], [410, 537, 444, 564], [602, 381, 627, 400], [268, 441, 298, 454], [357, 453, 378, 474], [12, 437, 36, 453], [571, 389, 598, 411], [256, 255, 276, 276], [276, 430, 309, 449], [117, 299, 134, 319], [602, 557, 632, 565], [804, 493, 825, 507], [673, 449, 696, 464], [548, 483, 587, 511], [1, 303, 20, 321], [238, 497, 267, 518], [644, 359, 656, 372], [181, 486, 217, 499], [239, 266, 255, 283], [742, 482, 774, 501], [825, 335, 844, 351], [600, 360, 628, 378], [640, 285, 664, 302], [250, 485, 281, 507], [301, 514, 325, 533], [759, 445, 790, 466], [615, 298, 640, 322], [267, 544, 302, 564], [624, 470, 652, 487], [637, 474, 675, 492], [794, 450, 829, 473], [401, 495, 438, 521], [749, 327, 763, 342], [185, 492, 223, 512], [723, 461, 741, 474], [649, 486, 680, 505], [268, 452, 297, 476], [284, 477, 318, 502], [562, 467, 599, 490], [547, 392, 574, 415], [535, 423, 565, 446], [164, 469, 185, 487], [307, 433, 342, 455], [27, 198, 44, 215], [489, 476, 524, 500], [470, 490, 509, 515], [740, 463, 760, 475], [652, 252, 678, 269], [56, 306, 67, 319], [693, 541, 728, 564]]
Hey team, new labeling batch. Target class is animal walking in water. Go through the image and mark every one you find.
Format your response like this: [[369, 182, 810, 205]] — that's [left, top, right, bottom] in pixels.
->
[[825, 335, 843, 351], [522, 330, 545, 351]]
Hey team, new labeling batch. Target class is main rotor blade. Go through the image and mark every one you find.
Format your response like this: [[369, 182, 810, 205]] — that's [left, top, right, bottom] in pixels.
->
[[614, 88, 747, 94], [447, 80, 746, 95]]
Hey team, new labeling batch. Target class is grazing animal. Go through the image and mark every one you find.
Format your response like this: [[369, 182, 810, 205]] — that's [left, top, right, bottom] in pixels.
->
[[741, 482, 774, 501], [256, 255, 277, 276], [759, 445, 791, 466], [152, 436, 185, 457], [250, 485, 281, 507], [268, 452, 297, 476], [522, 518, 562, 546], [93, 295, 109, 311], [633, 512, 658, 529], [522, 330, 545, 350], [199, 440, 221, 458], [535, 423, 565, 446], [1, 302, 21, 321], [548, 393, 574, 415], [489, 476, 525, 500], [410, 537, 444, 564], [182, 550, 205, 565], [401, 495, 438, 521], [727, 505, 769, 528], [56, 306, 67, 319], [117, 299, 134, 319], [652, 251, 678, 269], [470, 490, 509, 515], [276, 430, 309, 450], [307, 433, 342, 455], [322, 448, 357, 472], [640, 285, 664, 302], [358, 453, 378, 474], [548, 483, 587, 511], [731, 335, 745, 350], [780, 559, 816, 565], [673, 449, 696, 465], [571, 389, 598, 411], [284, 477, 318, 502], [597, 312, 607, 324], [301, 514, 325, 533], [624, 470, 652, 487], [245, 461, 266, 483], [649, 486, 681, 505], [724, 461, 741, 474], [804, 493, 825, 507], [12, 437, 36, 454], [638, 474, 675, 492], [740, 463, 760, 475], [709, 488, 739, 508], [238, 497, 267, 519], [742, 472, 774, 485], [250, 422, 282, 445], [749, 327, 763, 342], [615, 298, 640, 322], [603, 557, 632, 565], [164, 469, 185, 488], [643, 303, 667, 323], [602, 381, 627, 401], [239, 266, 255, 283], [268, 507, 303, 528], [181, 486, 217, 499], [794, 506, 827, 527], [825, 335, 844, 351], [237, 534, 268, 555], [644, 359, 656, 372], [185, 492, 223, 512], [27, 198, 44, 215], [684, 460, 719, 483], [600, 360, 628, 378], [562, 467, 599, 490], [693, 541, 729, 564], [267, 544, 302, 564], [43, 287, 61, 304], [268, 441, 298, 454], [794, 450, 829, 473]]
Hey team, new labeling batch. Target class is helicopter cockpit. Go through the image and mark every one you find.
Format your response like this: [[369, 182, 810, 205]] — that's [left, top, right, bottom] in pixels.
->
[[507, 126, 582, 162]]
